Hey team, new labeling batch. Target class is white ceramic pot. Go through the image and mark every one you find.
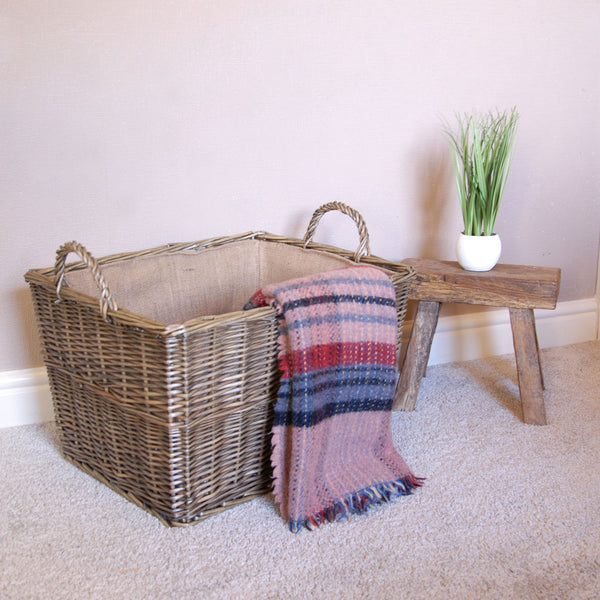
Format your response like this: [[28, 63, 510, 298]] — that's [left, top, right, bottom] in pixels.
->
[[456, 233, 502, 271]]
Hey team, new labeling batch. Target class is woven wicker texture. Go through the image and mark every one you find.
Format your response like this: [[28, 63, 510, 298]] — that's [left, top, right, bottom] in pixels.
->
[[24, 203, 415, 526]]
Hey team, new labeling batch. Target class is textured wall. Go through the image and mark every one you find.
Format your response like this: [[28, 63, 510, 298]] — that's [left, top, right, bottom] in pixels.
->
[[2, 1, 599, 371]]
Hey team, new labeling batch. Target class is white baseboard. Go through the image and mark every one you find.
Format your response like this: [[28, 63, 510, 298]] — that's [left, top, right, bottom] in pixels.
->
[[426, 297, 599, 366], [1, 297, 598, 429], [0, 367, 54, 428]]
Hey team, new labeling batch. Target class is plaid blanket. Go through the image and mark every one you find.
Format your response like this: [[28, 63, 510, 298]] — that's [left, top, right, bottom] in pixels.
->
[[245, 265, 421, 532]]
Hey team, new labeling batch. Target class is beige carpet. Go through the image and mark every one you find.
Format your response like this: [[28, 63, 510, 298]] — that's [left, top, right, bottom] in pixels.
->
[[2, 341, 599, 600]]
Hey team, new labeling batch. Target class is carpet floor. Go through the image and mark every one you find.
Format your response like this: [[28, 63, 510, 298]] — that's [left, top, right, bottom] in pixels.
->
[[2, 341, 599, 599]]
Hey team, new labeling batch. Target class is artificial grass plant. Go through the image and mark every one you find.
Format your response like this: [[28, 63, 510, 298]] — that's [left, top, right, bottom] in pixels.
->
[[445, 107, 519, 236]]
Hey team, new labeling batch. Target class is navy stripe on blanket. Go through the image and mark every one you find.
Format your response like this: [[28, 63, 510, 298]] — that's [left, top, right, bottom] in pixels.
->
[[281, 312, 398, 332], [281, 294, 396, 313], [274, 364, 398, 427], [274, 396, 395, 428]]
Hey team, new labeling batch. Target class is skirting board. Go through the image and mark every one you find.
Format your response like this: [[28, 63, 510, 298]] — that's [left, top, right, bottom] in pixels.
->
[[1, 297, 598, 429], [424, 297, 599, 366]]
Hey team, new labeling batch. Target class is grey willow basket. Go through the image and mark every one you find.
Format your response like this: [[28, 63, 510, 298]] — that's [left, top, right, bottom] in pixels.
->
[[25, 202, 415, 526]]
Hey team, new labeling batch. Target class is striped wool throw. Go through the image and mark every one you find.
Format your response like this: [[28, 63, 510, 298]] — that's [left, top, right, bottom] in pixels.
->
[[245, 265, 422, 532]]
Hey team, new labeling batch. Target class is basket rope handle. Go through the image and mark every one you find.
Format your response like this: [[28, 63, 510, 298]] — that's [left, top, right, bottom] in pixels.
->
[[302, 202, 371, 262], [54, 241, 118, 321]]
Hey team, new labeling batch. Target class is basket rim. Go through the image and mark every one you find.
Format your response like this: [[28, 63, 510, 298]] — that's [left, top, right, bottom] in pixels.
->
[[25, 231, 415, 337]]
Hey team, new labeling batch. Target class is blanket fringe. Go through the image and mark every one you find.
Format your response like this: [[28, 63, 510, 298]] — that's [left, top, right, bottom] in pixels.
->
[[288, 474, 424, 533]]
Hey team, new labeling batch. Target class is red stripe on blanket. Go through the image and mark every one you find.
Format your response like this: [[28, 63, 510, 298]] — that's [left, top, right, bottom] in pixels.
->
[[277, 342, 396, 379]]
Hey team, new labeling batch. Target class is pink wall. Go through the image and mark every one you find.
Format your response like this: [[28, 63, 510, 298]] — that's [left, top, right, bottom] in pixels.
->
[[2, 1, 599, 371]]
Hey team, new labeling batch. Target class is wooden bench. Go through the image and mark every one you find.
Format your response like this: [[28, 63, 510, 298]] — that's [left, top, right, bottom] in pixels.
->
[[393, 259, 561, 425]]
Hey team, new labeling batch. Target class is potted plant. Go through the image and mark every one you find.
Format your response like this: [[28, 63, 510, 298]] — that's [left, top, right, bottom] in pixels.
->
[[445, 107, 519, 271]]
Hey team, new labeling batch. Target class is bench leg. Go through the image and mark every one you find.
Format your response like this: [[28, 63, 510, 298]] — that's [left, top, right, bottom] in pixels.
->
[[394, 301, 441, 411], [509, 307, 547, 425]]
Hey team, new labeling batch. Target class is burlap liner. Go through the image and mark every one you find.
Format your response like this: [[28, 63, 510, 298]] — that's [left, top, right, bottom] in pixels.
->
[[65, 239, 356, 325]]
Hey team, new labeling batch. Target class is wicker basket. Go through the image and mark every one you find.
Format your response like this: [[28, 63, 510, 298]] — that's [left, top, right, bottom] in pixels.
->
[[25, 202, 415, 526]]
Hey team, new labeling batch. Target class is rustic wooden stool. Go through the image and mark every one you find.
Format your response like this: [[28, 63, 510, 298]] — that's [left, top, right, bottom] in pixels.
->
[[394, 259, 561, 425]]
